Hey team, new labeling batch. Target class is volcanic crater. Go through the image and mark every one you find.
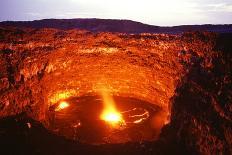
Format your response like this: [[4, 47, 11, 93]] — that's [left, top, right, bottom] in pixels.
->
[[0, 27, 231, 154]]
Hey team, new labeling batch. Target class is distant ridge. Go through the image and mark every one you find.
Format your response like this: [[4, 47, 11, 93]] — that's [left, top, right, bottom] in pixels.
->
[[1, 18, 232, 34]]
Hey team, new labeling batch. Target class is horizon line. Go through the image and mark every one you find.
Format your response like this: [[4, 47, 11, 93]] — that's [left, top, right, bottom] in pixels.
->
[[0, 18, 232, 27]]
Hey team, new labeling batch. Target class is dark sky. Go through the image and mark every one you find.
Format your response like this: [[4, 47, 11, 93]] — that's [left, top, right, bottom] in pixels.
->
[[0, 0, 232, 26]]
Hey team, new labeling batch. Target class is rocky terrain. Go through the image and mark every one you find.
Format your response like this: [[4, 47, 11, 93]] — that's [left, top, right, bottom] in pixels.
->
[[0, 25, 231, 154], [1, 18, 232, 34]]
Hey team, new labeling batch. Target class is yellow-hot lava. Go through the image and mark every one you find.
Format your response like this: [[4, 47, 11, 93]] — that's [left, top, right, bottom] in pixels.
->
[[100, 88, 124, 126], [101, 110, 123, 124], [55, 101, 69, 111]]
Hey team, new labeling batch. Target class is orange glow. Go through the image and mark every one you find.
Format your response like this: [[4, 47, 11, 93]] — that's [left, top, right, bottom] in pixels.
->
[[101, 110, 123, 124], [121, 107, 149, 124], [49, 90, 76, 105], [55, 101, 69, 111], [150, 110, 167, 132], [100, 88, 124, 126]]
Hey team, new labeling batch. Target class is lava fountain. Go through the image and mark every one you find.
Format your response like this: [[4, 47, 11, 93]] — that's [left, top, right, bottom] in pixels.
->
[[100, 88, 125, 127]]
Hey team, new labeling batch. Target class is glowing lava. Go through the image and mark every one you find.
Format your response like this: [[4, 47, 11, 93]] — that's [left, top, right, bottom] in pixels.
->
[[101, 110, 123, 124], [100, 88, 125, 126], [55, 101, 69, 111]]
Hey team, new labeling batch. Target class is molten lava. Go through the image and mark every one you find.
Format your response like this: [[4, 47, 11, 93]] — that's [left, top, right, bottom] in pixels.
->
[[101, 110, 123, 124], [47, 95, 161, 144], [100, 88, 125, 126], [55, 101, 69, 111]]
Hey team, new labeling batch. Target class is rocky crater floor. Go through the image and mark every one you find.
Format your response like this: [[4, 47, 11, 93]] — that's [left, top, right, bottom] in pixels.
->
[[0, 27, 231, 154]]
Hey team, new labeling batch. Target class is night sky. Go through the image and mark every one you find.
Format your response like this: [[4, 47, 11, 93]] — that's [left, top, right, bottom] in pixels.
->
[[0, 0, 232, 26]]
